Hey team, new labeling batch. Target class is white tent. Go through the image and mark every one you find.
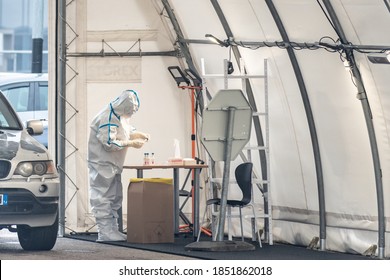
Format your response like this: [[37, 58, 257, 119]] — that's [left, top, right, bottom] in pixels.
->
[[49, 0, 390, 258]]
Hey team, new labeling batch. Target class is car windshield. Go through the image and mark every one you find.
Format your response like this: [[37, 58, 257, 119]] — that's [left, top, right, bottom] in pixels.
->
[[0, 92, 23, 130]]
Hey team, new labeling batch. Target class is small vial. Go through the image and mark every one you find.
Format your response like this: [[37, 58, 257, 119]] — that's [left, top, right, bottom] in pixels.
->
[[150, 153, 155, 165], [144, 153, 150, 165]]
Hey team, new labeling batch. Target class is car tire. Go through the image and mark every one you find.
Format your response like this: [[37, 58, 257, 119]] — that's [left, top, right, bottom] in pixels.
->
[[17, 213, 59, 251]]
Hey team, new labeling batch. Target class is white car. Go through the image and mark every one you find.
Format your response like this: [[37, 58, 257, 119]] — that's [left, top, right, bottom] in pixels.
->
[[0, 89, 59, 250], [0, 73, 48, 147]]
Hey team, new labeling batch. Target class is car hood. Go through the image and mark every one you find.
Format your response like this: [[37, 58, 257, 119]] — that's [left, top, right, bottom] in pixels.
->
[[0, 129, 48, 161]]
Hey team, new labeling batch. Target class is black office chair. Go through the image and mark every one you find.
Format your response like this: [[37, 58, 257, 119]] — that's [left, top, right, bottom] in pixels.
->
[[198, 162, 262, 247]]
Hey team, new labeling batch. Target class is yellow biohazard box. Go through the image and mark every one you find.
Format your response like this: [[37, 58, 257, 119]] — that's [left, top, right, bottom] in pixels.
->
[[127, 178, 174, 243]]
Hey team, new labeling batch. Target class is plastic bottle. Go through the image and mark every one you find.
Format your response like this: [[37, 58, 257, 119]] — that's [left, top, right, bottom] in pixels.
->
[[150, 153, 155, 165], [144, 153, 150, 165]]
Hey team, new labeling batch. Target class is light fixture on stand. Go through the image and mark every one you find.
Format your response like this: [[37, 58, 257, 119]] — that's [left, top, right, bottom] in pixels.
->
[[168, 66, 202, 159], [184, 68, 202, 86], [167, 66, 207, 237], [167, 66, 190, 86]]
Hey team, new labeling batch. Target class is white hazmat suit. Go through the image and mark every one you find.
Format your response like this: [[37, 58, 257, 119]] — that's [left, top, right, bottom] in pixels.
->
[[88, 90, 149, 242]]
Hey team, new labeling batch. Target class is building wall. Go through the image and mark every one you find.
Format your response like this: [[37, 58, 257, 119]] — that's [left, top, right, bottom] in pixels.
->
[[0, 0, 48, 72]]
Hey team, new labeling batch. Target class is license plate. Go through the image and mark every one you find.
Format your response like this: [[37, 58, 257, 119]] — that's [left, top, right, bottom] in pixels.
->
[[0, 194, 8, 206]]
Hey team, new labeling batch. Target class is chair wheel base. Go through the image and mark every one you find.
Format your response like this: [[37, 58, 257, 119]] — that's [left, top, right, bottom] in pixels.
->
[[185, 240, 255, 252]]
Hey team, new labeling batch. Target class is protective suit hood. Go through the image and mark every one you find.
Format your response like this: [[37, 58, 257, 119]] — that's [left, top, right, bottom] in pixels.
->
[[110, 90, 139, 117]]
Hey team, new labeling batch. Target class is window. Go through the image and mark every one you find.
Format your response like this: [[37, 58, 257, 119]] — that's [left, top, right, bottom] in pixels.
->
[[36, 83, 48, 111], [0, 95, 22, 129], [2, 85, 30, 112]]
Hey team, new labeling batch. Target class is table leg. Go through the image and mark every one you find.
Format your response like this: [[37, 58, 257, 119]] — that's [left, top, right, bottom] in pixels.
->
[[173, 168, 180, 235], [193, 168, 200, 240], [118, 207, 123, 232]]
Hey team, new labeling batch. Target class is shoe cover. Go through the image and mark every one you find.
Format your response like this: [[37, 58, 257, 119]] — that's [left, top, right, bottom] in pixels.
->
[[111, 218, 127, 240], [96, 218, 126, 242], [97, 229, 126, 242]]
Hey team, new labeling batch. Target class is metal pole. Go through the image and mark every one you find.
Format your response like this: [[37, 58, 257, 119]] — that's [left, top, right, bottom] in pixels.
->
[[265, 0, 326, 250], [323, 0, 385, 260], [66, 50, 178, 57], [57, 0, 67, 237], [193, 167, 200, 240], [216, 107, 236, 241], [173, 168, 180, 235], [31, 0, 44, 73]]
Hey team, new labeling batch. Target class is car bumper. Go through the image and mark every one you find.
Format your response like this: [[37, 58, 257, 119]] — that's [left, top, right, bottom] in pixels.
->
[[0, 179, 59, 227]]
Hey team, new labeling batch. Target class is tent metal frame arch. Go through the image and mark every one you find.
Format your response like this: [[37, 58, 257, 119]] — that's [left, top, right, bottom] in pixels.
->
[[323, 0, 385, 260], [264, 0, 328, 251]]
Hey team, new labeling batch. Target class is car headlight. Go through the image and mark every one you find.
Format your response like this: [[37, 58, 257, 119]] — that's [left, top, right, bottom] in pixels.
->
[[15, 161, 56, 177]]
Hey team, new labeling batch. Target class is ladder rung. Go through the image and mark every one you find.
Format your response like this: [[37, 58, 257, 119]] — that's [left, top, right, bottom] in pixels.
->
[[253, 179, 269, 184], [210, 178, 268, 184], [244, 214, 272, 219], [210, 178, 237, 184], [243, 145, 268, 150], [217, 211, 273, 219], [253, 112, 267, 116]]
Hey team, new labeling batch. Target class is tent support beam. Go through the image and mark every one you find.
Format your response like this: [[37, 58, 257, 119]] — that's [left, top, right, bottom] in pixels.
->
[[323, 0, 385, 260], [67, 50, 179, 57], [266, 0, 326, 251], [56, 0, 67, 237]]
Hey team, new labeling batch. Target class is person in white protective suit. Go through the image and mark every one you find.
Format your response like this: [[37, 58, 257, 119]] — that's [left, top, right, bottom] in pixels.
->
[[88, 90, 149, 242]]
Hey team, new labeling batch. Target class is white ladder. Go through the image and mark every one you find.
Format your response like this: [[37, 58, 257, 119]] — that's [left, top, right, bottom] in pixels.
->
[[200, 58, 273, 245]]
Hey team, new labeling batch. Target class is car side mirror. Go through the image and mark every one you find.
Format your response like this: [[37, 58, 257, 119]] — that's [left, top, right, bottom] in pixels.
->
[[26, 120, 44, 135]]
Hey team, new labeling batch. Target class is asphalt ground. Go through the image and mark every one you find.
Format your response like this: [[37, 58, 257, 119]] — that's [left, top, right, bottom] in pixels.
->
[[0, 229, 196, 260], [1, 229, 387, 280]]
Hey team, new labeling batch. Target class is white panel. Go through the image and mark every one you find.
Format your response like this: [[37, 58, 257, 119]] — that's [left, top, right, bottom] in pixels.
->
[[86, 57, 141, 82], [86, 30, 158, 42]]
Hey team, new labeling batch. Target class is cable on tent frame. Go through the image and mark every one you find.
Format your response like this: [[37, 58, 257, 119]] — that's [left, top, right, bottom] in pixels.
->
[[230, 38, 390, 55], [187, 31, 390, 55]]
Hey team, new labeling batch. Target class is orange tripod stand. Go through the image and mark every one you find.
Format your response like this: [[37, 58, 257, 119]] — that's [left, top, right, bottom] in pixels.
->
[[178, 85, 211, 237]]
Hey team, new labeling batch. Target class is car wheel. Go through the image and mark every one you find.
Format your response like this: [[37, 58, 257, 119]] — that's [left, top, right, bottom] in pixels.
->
[[17, 214, 59, 251]]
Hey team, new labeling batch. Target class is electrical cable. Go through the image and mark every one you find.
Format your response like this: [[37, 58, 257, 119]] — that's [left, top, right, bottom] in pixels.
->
[[317, 0, 344, 40]]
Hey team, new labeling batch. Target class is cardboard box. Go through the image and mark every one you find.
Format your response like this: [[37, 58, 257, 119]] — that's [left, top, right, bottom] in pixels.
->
[[127, 178, 174, 243]]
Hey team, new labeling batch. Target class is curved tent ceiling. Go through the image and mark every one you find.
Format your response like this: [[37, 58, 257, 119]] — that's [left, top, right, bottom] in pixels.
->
[[55, 0, 390, 258], [164, 0, 390, 258]]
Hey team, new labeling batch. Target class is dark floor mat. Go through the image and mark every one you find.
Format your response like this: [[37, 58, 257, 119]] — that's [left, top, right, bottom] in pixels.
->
[[66, 233, 374, 260]]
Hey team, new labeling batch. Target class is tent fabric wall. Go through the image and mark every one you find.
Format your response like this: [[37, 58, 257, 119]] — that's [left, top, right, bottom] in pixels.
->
[[56, 0, 198, 233], [54, 0, 390, 257]]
